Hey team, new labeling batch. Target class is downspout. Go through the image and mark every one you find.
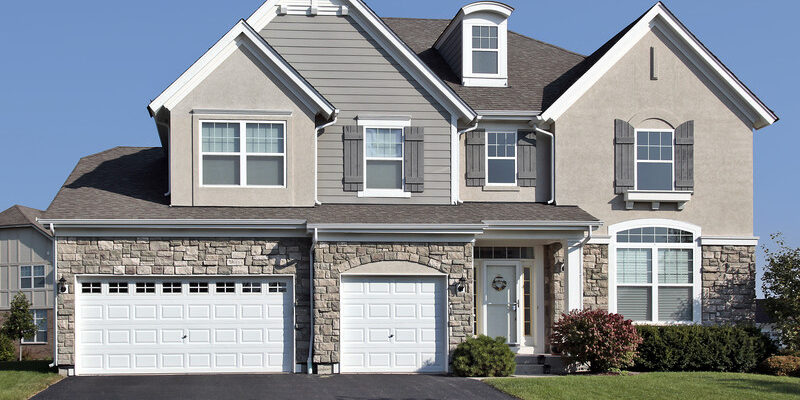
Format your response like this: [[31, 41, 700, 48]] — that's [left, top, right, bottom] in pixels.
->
[[307, 227, 318, 374], [533, 125, 555, 204], [48, 223, 57, 368], [455, 116, 482, 204], [314, 110, 339, 205]]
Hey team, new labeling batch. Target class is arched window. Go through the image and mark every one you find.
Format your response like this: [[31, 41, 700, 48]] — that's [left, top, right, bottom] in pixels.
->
[[609, 221, 700, 323]]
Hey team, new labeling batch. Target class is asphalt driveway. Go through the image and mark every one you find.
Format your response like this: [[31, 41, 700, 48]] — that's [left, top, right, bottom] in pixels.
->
[[32, 374, 514, 400]]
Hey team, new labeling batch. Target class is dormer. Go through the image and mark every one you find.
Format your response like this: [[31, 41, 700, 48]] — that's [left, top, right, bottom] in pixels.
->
[[434, 1, 513, 87]]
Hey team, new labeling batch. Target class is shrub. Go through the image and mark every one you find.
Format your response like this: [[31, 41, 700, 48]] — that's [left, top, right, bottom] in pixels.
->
[[551, 309, 642, 373], [760, 355, 800, 376], [762, 233, 800, 352], [451, 335, 515, 377], [634, 325, 775, 372], [0, 333, 14, 362]]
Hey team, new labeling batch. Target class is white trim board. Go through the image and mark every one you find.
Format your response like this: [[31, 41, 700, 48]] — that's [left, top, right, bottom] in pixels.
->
[[540, 2, 777, 130], [699, 236, 758, 246], [147, 19, 335, 118]]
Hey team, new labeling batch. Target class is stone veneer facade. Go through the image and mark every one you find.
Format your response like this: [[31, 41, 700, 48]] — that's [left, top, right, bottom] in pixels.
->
[[54, 237, 311, 366], [311, 242, 473, 373], [583, 244, 609, 311], [543, 243, 565, 352]]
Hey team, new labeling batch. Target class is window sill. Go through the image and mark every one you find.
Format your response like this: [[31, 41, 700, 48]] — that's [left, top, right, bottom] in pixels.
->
[[357, 190, 411, 198], [482, 185, 519, 192], [624, 190, 692, 210]]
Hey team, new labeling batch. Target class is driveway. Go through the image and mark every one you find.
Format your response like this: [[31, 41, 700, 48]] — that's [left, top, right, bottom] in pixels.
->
[[33, 374, 514, 400]]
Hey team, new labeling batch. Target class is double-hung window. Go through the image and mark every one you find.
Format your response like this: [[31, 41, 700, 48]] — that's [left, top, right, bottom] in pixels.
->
[[635, 130, 673, 190], [20, 265, 46, 289], [472, 26, 498, 74], [22, 310, 47, 343], [200, 121, 286, 187], [486, 132, 516, 185], [613, 226, 697, 322], [364, 127, 404, 191]]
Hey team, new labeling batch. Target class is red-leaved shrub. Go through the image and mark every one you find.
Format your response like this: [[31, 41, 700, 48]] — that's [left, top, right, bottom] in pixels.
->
[[552, 309, 642, 372]]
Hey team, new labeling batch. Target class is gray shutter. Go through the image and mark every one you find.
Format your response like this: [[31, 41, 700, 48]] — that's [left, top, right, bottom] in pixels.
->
[[465, 129, 485, 187], [614, 119, 635, 194], [342, 125, 363, 192], [404, 126, 424, 192], [517, 130, 537, 187], [674, 120, 694, 191]]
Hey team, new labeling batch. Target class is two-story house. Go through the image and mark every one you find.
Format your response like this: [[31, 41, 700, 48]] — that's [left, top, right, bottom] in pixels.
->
[[36, 0, 776, 375]]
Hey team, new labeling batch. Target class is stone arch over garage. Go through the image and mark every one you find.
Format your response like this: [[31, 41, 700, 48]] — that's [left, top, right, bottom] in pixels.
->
[[310, 242, 474, 372]]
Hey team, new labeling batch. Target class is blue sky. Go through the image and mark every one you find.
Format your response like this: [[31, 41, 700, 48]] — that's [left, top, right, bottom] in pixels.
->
[[0, 1, 795, 295]]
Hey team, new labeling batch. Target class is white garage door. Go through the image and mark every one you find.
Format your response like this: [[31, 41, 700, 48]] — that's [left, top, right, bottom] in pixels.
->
[[340, 276, 447, 373], [75, 277, 293, 375]]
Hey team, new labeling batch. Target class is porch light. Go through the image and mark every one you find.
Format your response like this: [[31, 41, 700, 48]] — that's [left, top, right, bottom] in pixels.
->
[[455, 277, 467, 293], [58, 276, 68, 294]]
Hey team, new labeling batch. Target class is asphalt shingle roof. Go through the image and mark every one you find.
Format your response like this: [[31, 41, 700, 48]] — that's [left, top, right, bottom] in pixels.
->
[[0, 204, 52, 237], [42, 147, 597, 224], [382, 17, 587, 112]]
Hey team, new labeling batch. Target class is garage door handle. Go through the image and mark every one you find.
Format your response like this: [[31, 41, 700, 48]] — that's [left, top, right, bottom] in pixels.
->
[[182, 335, 187, 339], [388, 334, 394, 338]]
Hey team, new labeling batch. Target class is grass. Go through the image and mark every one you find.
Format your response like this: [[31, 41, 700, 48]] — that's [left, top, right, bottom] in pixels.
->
[[0, 361, 62, 400], [485, 372, 800, 400]]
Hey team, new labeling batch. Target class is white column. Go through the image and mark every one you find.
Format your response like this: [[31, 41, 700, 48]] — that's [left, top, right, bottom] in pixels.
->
[[565, 239, 584, 312]]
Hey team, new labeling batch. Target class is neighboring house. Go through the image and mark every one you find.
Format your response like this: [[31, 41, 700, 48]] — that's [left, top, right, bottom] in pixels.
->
[[31, 0, 776, 375], [0, 205, 54, 359]]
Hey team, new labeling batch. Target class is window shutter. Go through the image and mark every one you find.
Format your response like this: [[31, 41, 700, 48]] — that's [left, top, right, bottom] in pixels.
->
[[674, 120, 694, 191], [342, 125, 363, 192], [614, 119, 635, 194], [517, 130, 537, 187], [465, 129, 485, 187], [404, 126, 424, 192]]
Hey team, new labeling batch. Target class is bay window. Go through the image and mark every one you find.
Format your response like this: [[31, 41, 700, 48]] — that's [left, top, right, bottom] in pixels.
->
[[200, 121, 285, 187], [612, 225, 698, 323]]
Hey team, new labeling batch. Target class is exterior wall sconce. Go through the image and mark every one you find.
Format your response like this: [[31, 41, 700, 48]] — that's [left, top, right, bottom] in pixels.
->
[[58, 276, 68, 294], [455, 277, 467, 294]]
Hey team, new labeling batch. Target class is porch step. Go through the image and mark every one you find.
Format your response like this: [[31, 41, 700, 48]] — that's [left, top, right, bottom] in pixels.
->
[[514, 355, 565, 375]]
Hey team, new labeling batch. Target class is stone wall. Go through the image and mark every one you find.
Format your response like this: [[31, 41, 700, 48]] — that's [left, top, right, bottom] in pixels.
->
[[0, 309, 53, 360], [583, 244, 608, 311], [55, 237, 310, 366], [701, 245, 756, 324], [543, 242, 565, 352], [312, 242, 473, 372]]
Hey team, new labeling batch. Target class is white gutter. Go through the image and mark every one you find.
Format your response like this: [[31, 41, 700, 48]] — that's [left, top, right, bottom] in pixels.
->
[[38, 219, 307, 229], [49, 223, 57, 368], [307, 228, 318, 374], [533, 124, 556, 204], [314, 110, 339, 205]]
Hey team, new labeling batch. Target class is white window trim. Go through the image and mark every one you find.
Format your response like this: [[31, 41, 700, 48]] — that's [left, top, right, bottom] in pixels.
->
[[198, 119, 287, 188], [460, 15, 509, 87], [633, 128, 674, 192], [357, 120, 410, 198], [485, 130, 517, 186], [20, 265, 46, 289], [22, 309, 47, 344], [608, 219, 702, 324]]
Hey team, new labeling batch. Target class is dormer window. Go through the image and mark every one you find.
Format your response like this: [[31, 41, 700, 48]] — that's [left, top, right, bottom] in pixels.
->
[[472, 26, 498, 74]]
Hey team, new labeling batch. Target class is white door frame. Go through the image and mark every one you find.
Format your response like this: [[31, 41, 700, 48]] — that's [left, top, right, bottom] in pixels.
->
[[481, 260, 522, 346]]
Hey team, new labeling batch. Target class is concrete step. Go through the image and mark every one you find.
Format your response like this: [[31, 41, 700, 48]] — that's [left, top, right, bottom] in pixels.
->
[[514, 354, 565, 375]]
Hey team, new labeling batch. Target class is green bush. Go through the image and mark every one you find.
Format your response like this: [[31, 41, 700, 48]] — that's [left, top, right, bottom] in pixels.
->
[[451, 335, 515, 377], [760, 355, 800, 376], [634, 325, 775, 372], [0, 333, 14, 362]]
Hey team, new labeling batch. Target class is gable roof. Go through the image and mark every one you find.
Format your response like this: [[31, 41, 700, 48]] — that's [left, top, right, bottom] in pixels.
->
[[540, 2, 778, 129], [0, 205, 52, 238], [42, 146, 597, 225], [246, 0, 478, 122], [383, 17, 586, 113], [147, 19, 336, 118]]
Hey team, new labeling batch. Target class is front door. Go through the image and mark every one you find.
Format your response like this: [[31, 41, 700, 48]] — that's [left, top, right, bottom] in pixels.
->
[[485, 264, 517, 344]]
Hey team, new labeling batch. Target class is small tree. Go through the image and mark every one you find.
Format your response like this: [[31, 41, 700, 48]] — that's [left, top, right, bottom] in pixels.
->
[[552, 309, 642, 373], [1, 292, 38, 361], [762, 233, 800, 352]]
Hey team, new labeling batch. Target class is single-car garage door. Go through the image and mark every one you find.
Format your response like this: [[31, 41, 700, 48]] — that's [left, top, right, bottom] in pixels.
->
[[340, 275, 447, 373], [75, 277, 293, 375]]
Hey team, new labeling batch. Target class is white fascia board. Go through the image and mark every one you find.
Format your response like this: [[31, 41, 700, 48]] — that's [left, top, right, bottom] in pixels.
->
[[307, 223, 487, 235], [148, 20, 335, 119], [699, 236, 759, 246], [482, 220, 603, 230], [540, 3, 777, 129], [39, 218, 307, 229]]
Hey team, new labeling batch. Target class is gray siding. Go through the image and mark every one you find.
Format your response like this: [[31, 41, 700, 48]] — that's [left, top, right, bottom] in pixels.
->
[[0, 227, 53, 309], [438, 22, 462, 78], [262, 15, 452, 204]]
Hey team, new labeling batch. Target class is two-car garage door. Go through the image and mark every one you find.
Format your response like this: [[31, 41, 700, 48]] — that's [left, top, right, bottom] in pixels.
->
[[75, 277, 293, 375], [340, 276, 447, 373]]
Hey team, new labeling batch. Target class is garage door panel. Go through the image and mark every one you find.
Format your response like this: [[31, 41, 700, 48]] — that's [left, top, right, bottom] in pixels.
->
[[75, 277, 293, 375], [340, 276, 446, 373]]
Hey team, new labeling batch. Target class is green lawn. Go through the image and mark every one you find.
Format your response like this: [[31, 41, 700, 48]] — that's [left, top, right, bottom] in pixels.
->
[[485, 372, 800, 400], [0, 361, 62, 400]]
